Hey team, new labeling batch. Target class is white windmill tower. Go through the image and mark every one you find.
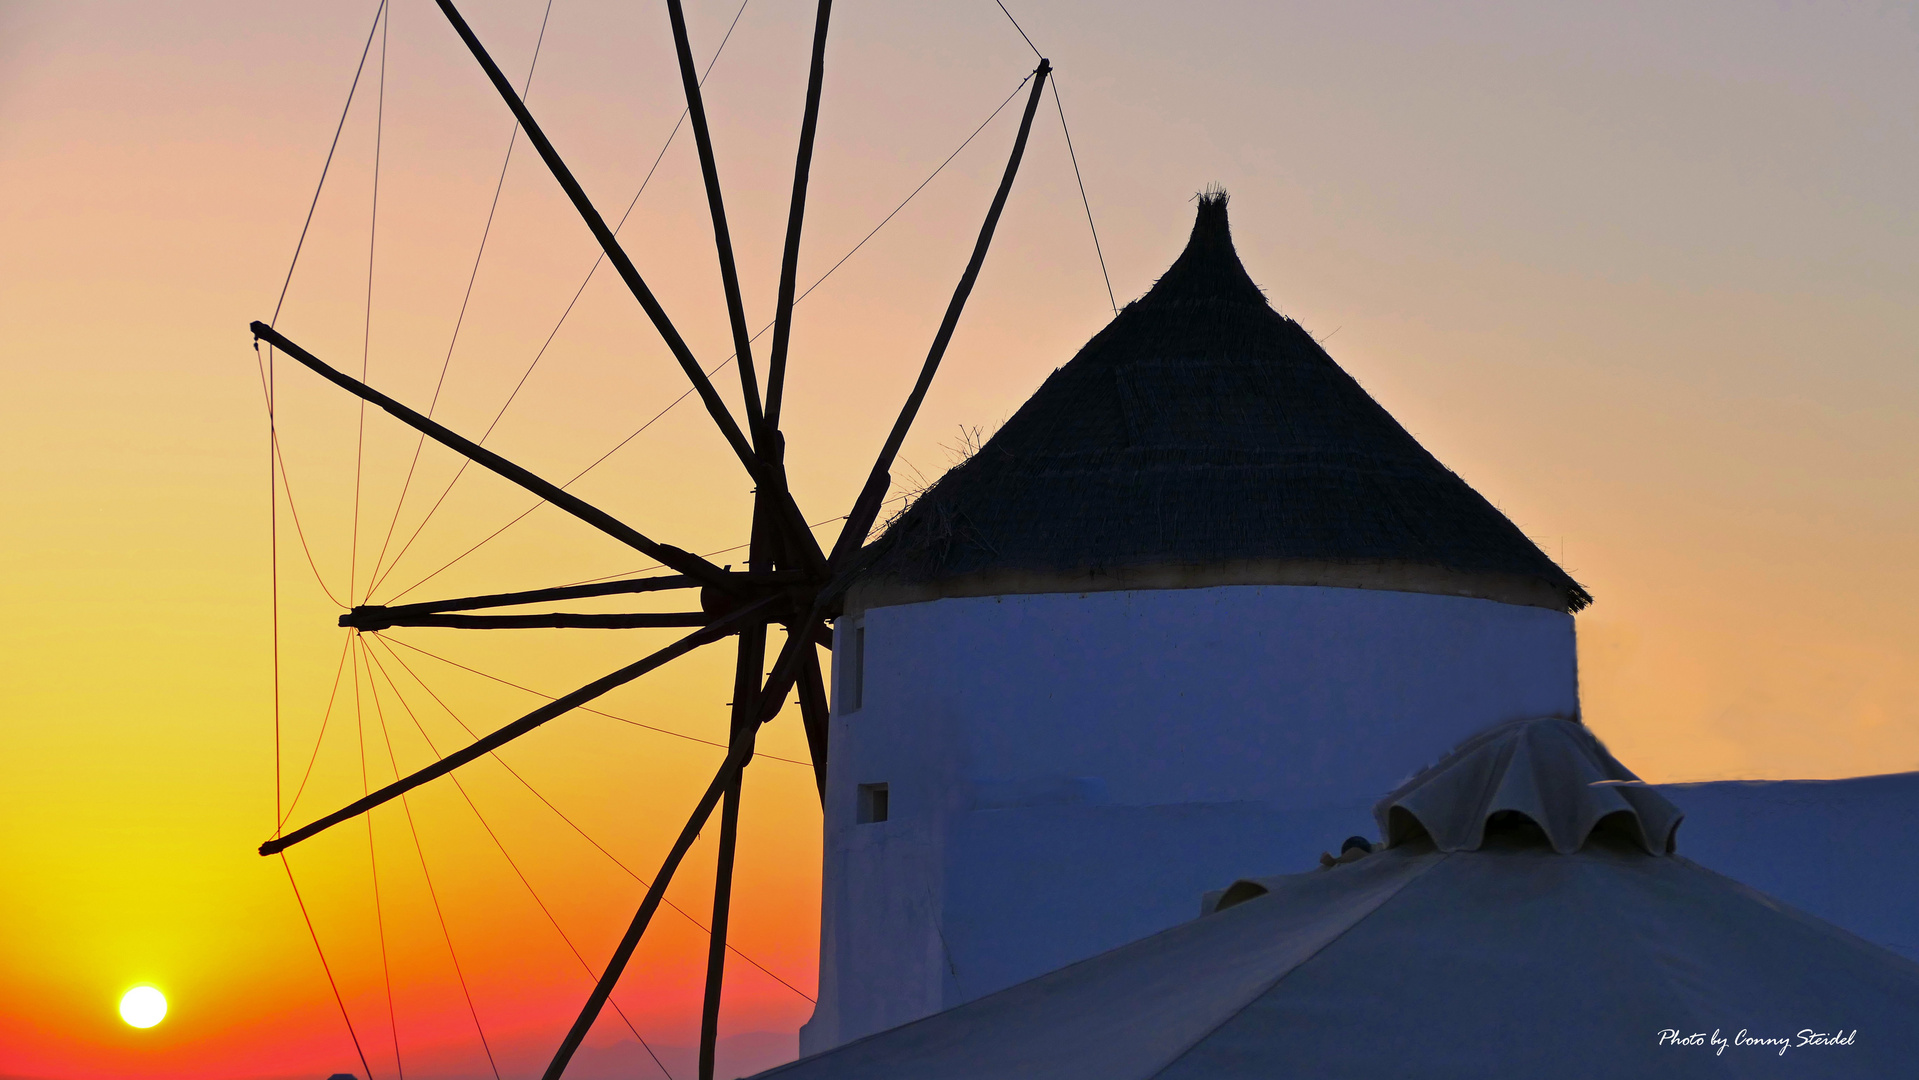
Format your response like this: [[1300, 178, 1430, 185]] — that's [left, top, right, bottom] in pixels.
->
[[806, 192, 1590, 1050]]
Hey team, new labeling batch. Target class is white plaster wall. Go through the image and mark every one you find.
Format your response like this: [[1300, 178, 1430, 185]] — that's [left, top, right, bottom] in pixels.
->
[[801, 584, 1578, 1052], [1664, 772, 1919, 963]]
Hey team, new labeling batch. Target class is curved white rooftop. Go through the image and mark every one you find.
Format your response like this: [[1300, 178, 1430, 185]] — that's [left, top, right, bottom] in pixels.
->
[[767, 718, 1919, 1080], [1376, 715, 1683, 856]]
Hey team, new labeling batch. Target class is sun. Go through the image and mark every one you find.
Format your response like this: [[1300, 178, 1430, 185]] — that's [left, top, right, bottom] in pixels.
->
[[119, 986, 167, 1029]]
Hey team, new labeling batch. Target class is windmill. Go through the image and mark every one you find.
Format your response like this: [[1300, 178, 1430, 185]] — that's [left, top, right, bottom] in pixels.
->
[[251, 2, 1053, 1077]]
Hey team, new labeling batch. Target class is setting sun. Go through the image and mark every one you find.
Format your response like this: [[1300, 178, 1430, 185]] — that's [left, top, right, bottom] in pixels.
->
[[118, 986, 166, 1029]]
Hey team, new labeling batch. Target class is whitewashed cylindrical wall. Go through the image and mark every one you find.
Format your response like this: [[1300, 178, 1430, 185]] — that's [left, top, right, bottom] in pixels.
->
[[800, 583, 1578, 1052]]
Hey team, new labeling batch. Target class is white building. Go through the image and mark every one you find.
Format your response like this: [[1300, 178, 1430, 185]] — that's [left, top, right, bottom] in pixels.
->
[[802, 193, 1595, 1051], [1664, 771, 1919, 964], [774, 720, 1919, 1079]]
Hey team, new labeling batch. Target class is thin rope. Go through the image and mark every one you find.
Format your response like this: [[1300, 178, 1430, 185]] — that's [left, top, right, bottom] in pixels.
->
[[366, 0, 559, 595], [1051, 79, 1117, 316], [350, 6, 390, 607], [553, 496, 902, 590], [274, 397, 282, 828], [354, 643, 406, 1079], [365, 0, 752, 602], [378, 351, 733, 604], [456, 776, 677, 1078], [980, 6, 1117, 315], [269, 435, 350, 608], [379, 75, 1034, 603], [986, 5, 1116, 319], [363, 641, 503, 1080], [260, 0, 382, 609], [992, 0, 1042, 60], [364, 639, 815, 1003], [784, 73, 1037, 316], [282, 854, 378, 1080], [278, 634, 356, 834], [272, 0, 389, 325], [371, 633, 810, 767], [362, 648, 677, 1080], [253, 341, 284, 830], [443, 764, 675, 1078], [262, 10, 379, 1078]]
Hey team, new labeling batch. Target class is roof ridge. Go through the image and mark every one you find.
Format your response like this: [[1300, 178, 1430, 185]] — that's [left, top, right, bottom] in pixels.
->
[[1146, 851, 1448, 1080]]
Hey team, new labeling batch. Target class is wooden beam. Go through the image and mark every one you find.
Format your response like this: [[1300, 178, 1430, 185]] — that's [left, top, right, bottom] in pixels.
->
[[339, 574, 695, 625], [347, 612, 710, 631], [797, 645, 830, 802], [258, 596, 778, 856], [828, 468, 891, 568], [763, 0, 834, 430], [664, 0, 767, 442], [700, 619, 766, 1080], [541, 735, 753, 1080], [252, 323, 733, 590], [768, 458, 829, 577], [830, 59, 1051, 561], [430, 0, 764, 483], [743, 613, 838, 735], [663, 2, 831, 578], [815, 530, 892, 612], [699, 773, 744, 1080]]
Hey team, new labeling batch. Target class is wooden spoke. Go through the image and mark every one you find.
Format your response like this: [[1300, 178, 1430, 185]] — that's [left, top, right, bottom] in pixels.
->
[[815, 535, 893, 614], [258, 596, 779, 857], [763, 0, 835, 430], [347, 612, 710, 631], [769, 462, 829, 577], [658, 0, 828, 578], [542, 735, 754, 1080], [339, 574, 697, 628], [829, 468, 892, 568], [798, 645, 831, 802], [699, 620, 767, 1080], [699, 773, 744, 1080], [665, 0, 767, 442], [252, 323, 732, 590], [831, 58, 1052, 560], [753, 632, 803, 723], [430, 0, 764, 482]]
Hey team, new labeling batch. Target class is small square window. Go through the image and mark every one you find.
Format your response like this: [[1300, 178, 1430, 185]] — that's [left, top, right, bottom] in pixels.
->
[[857, 782, 889, 824]]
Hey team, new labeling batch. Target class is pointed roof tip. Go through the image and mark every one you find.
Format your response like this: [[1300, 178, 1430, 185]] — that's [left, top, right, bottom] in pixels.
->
[[1140, 186, 1266, 308], [1193, 185, 1230, 224], [1187, 187, 1233, 249]]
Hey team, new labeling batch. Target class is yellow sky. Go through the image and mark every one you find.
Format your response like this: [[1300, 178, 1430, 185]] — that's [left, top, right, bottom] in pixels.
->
[[3, 1, 1915, 1077]]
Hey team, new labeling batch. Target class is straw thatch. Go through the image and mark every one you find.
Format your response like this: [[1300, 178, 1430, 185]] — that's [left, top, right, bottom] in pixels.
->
[[860, 192, 1590, 612]]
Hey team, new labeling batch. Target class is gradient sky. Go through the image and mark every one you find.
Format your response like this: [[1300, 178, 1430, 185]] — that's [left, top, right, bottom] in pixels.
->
[[3, 1, 1915, 1077]]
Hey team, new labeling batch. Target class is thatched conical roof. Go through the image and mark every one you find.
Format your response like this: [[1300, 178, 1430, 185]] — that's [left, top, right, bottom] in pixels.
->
[[855, 193, 1589, 612]]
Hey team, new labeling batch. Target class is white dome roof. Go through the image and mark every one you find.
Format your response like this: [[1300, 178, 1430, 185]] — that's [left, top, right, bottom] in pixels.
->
[[1375, 716, 1683, 856]]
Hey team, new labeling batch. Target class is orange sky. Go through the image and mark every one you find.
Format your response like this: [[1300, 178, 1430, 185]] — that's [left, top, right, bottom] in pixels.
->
[[3, 2, 1915, 1077]]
